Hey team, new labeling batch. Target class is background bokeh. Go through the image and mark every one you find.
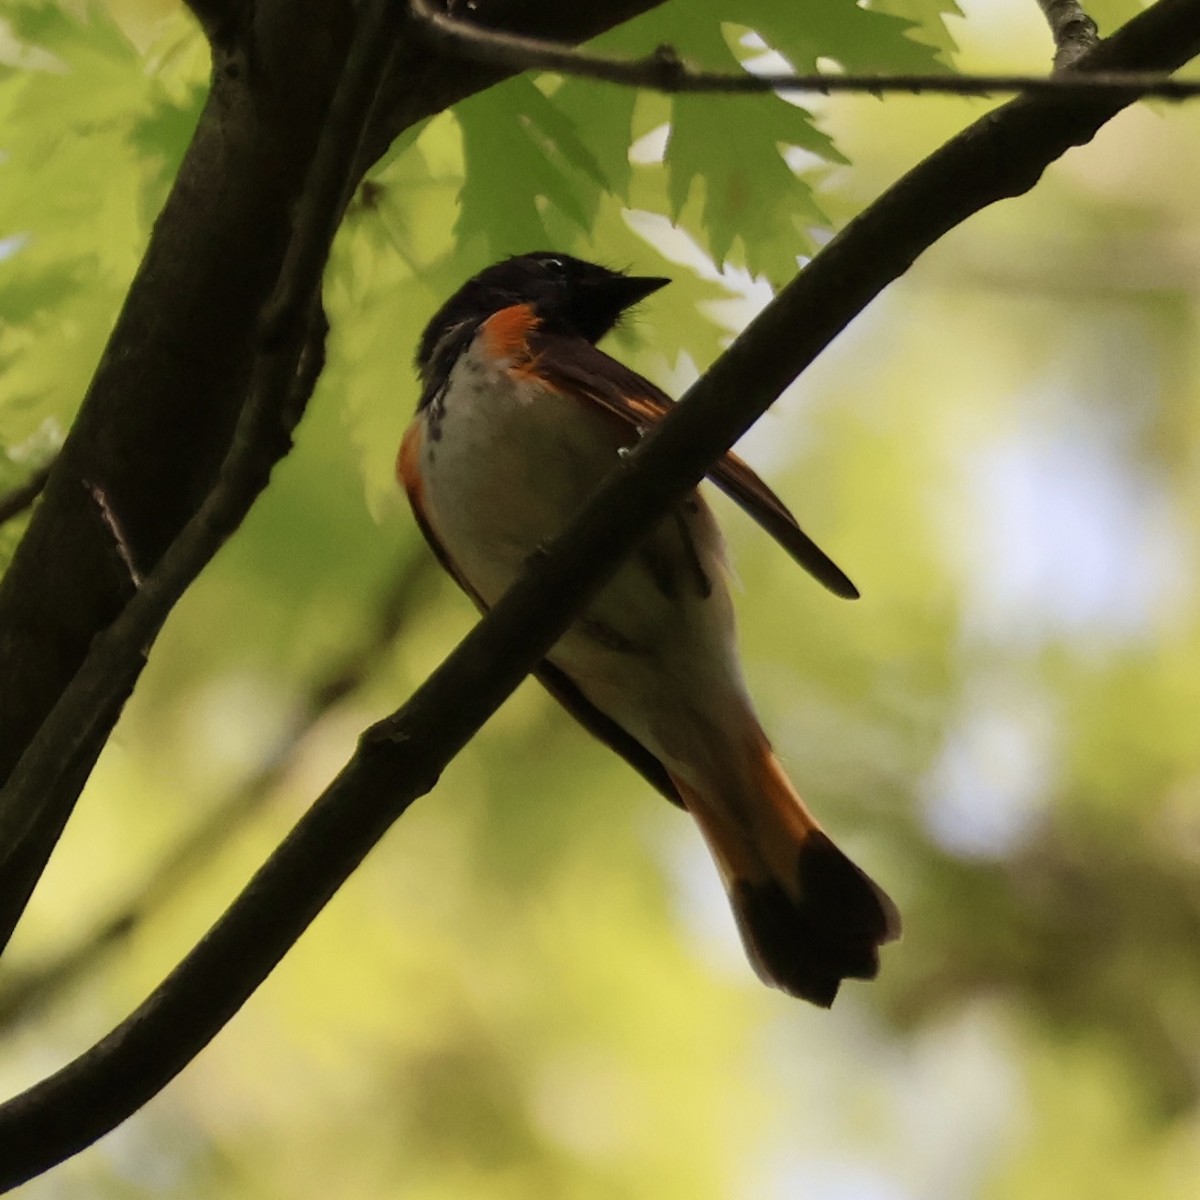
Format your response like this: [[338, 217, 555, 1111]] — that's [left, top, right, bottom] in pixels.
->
[[2, 0, 1199, 1196]]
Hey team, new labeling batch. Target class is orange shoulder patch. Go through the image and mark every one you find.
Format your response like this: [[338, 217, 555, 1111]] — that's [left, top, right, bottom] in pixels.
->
[[480, 303, 540, 364]]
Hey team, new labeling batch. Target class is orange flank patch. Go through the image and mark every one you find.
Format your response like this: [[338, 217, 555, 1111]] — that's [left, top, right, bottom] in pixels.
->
[[396, 416, 486, 609], [396, 419, 425, 503]]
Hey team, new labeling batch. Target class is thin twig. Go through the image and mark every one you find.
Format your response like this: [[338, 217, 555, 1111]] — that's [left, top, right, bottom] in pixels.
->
[[0, 553, 433, 1030], [0, 463, 53, 528], [411, 0, 1199, 98], [0, 0, 1195, 1185], [0, 0, 401, 941], [1038, 0, 1102, 70], [361, 0, 666, 168]]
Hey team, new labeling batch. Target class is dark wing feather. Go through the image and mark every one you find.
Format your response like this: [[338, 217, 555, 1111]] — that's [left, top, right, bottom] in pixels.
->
[[534, 662, 685, 808], [532, 334, 859, 600], [706, 452, 860, 599]]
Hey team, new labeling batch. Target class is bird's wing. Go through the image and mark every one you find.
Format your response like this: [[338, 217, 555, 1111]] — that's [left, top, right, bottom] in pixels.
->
[[533, 334, 860, 600]]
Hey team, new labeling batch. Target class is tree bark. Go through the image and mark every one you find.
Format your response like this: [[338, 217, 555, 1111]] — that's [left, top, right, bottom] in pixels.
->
[[0, 0, 664, 951]]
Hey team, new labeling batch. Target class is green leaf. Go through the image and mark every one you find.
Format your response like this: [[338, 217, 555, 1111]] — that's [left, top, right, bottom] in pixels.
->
[[653, 21, 834, 282], [0, 253, 80, 323], [2, 0, 137, 69], [567, 0, 954, 284], [872, 0, 963, 58], [663, 96, 832, 282], [0, 4, 206, 445], [546, 77, 640, 202], [1073, 0, 1145, 37], [0, 1, 146, 132], [729, 0, 951, 72], [454, 76, 619, 255]]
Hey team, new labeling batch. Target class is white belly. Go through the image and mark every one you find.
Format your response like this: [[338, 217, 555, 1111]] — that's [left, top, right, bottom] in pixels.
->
[[420, 347, 621, 606]]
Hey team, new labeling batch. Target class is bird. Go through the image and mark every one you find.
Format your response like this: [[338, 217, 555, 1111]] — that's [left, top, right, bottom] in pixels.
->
[[398, 251, 900, 1006]]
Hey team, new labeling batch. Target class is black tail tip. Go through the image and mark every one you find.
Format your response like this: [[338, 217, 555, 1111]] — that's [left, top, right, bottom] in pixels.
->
[[732, 832, 901, 1007]]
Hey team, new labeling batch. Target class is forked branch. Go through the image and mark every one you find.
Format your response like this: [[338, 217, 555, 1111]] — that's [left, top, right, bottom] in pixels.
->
[[1037, 0, 1102, 69]]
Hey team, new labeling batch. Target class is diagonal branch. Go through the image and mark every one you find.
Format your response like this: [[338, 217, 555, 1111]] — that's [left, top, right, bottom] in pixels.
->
[[0, 554, 433, 1031], [0, 0, 1196, 1186], [410, 0, 1200, 98]]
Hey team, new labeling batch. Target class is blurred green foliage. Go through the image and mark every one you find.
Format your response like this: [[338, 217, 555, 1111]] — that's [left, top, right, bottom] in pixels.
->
[[2, 0, 1199, 1197]]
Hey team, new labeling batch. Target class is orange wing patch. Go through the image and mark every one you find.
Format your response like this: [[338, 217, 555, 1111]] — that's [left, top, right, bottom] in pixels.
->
[[480, 303, 541, 368]]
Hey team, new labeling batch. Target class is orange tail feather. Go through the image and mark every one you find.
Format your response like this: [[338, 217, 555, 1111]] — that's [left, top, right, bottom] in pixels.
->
[[671, 733, 899, 1007]]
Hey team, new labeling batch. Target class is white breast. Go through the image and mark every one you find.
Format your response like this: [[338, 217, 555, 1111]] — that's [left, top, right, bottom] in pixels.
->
[[419, 335, 624, 607], [418, 329, 749, 772]]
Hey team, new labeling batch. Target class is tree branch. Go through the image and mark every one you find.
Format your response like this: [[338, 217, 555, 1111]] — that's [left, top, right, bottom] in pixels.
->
[[0, 0, 1196, 1186], [411, 0, 1200, 98], [0, 554, 433, 1031], [0, 0, 667, 966], [0, 462, 53, 528], [0, 0, 398, 950], [365, 0, 666, 160], [1038, 0, 1102, 70]]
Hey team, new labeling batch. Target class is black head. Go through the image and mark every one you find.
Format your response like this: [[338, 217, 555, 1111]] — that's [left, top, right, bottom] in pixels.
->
[[416, 252, 670, 383]]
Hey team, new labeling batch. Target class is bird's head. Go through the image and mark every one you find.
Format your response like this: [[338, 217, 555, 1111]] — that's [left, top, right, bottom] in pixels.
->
[[416, 252, 670, 384]]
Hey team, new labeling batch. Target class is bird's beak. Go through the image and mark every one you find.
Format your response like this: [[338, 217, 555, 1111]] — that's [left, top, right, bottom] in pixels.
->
[[603, 274, 671, 310]]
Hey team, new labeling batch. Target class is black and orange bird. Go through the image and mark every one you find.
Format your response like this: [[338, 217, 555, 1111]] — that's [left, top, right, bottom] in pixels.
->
[[398, 252, 899, 1005]]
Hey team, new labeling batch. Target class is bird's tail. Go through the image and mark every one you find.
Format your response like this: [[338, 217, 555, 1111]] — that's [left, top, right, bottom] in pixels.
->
[[669, 725, 900, 1007]]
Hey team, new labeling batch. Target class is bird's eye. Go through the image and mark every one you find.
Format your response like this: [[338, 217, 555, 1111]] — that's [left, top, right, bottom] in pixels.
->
[[542, 256, 566, 275]]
